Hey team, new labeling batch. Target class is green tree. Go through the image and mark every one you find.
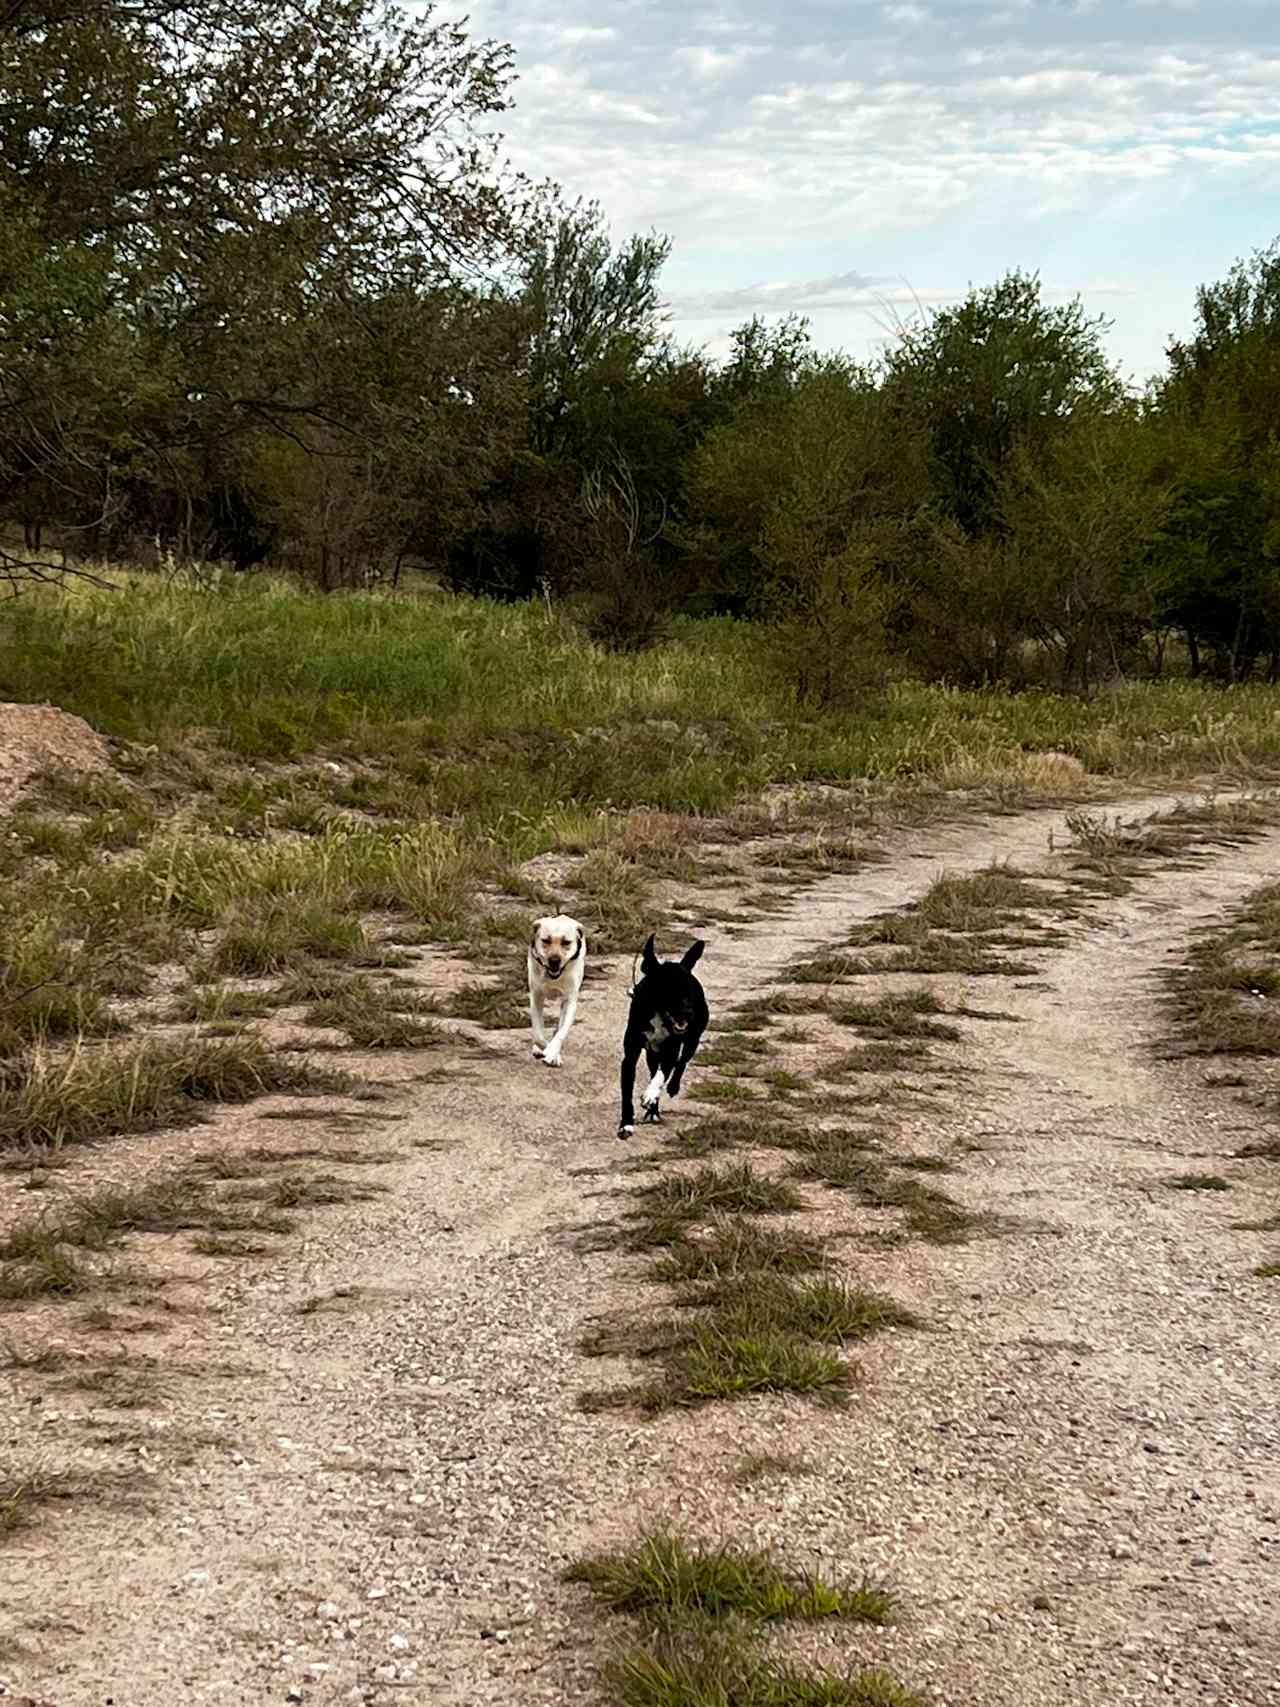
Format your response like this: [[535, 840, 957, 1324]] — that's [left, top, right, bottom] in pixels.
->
[[1155, 239, 1280, 678], [1, 0, 525, 578], [520, 201, 672, 460], [994, 405, 1173, 694], [883, 270, 1123, 539]]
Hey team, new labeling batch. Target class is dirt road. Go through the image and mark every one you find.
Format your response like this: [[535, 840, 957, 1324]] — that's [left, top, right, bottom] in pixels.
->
[[2, 790, 1278, 1707]]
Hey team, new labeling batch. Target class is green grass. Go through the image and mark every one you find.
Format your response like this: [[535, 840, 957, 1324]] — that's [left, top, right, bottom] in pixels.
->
[[650, 1217, 828, 1284], [602, 1633, 923, 1707], [169, 986, 280, 1024], [634, 1163, 804, 1236], [8, 578, 1280, 836], [566, 1532, 894, 1626], [676, 1271, 921, 1342], [646, 1320, 854, 1409], [789, 1143, 979, 1244], [213, 897, 369, 974], [438, 980, 528, 1028], [302, 978, 446, 1049], [1167, 1173, 1232, 1192], [566, 1535, 918, 1707]]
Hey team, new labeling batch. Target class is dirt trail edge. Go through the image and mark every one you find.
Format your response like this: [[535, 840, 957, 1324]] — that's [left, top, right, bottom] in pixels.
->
[[2, 790, 1278, 1707]]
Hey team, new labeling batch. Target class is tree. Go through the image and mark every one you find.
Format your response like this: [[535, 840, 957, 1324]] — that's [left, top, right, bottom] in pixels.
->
[[520, 201, 672, 460], [1154, 239, 1280, 678], [882, 270, 1124, 538], [994, 405, 1173, 694], [1, 0, 526, 579]]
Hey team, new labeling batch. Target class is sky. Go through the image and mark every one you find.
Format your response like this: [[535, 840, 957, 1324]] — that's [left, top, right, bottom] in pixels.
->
[[462, 0, 1280, 390]]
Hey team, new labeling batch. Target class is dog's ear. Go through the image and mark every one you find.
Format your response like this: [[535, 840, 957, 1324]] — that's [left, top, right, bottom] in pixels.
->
[[640, 933, 659, 974], [681, 940, 706, 971], [575, 924, 587, 956], [530, 917, 546, 951]]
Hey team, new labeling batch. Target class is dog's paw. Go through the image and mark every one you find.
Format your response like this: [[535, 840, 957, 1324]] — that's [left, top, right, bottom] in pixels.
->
[[617, 1123, 635, 1140], [641, 1105, 662, 1125], [531, 1044, 545, 1059], [540, 1045, 562, 1067]]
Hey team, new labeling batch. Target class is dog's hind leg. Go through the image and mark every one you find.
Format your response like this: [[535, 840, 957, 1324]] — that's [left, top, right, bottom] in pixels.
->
[[619, 1044, 642, 1137]]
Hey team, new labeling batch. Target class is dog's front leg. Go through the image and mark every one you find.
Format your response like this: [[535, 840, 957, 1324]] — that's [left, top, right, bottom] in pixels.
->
[[540, 984, 578, 1068], [665, 1029, 703, 1100], [529, 983, 549, 1059], [641, 1046, 668, 1123], [618, 1043, 641, 1137]]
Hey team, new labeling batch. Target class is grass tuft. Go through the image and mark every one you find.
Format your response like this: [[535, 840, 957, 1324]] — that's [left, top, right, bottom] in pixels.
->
[[1167, 1173, 1232, 1192], [0, 1034, 344, 1154], [566, 1531, 894, 1626]]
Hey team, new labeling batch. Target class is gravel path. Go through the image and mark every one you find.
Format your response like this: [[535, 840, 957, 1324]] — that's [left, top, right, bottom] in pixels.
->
[[2, 790, 1278, 1707]]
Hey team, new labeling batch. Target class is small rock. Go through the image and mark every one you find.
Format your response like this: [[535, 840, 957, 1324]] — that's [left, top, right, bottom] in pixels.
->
[[1111, 1543, 1136, 1560], [316, 1602, 340, 1622], [286, 1692, 304, 1705], [389, 1634, 411, 1654], [1190, 1554, 1214, 1567], [1032, 1593, 1053, 1612], [366, 1584, 388, 1600]]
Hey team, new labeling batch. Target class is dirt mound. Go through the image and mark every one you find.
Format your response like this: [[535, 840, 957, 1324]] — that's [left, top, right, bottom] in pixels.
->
[[0, 701, 115, 811]]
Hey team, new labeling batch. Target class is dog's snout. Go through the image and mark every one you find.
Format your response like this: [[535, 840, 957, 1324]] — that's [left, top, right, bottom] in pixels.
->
[[546, 954, 562, 970]]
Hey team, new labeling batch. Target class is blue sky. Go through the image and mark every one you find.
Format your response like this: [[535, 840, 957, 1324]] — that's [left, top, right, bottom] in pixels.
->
[[464, 0, 1280, 389]]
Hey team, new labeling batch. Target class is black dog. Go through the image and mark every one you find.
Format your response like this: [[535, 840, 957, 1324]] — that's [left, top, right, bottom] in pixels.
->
[[618, 934, 709, 1138]]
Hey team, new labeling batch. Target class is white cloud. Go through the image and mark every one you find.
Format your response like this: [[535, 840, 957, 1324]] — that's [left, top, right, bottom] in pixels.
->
[[465, 0, 1280, 380], [673, 42, 766, 79]]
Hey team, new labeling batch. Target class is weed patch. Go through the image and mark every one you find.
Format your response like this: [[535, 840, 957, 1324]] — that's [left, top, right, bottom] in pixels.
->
[[0, 1035, 345, 1154], [1167, 1173, 1232, 1192], [566, 1531, 893, 1625], [1166, 881, 1280, 1060], [566, 1533, 918, 1707]]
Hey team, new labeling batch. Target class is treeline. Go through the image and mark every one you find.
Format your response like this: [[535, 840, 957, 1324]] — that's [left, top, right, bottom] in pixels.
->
[[4, 0, 1280, 696]]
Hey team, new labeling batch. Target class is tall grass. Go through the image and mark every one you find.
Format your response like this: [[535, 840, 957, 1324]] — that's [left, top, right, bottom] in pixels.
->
[[3, 577, 1279, 813]]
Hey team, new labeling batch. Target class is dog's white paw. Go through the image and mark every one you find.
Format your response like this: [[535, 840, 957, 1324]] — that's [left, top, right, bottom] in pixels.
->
[[541, 1044, 562, 1067], [617, 1123, 635, 1139], [642, 1072, 665, 1109], [531, 1043, 545, 1059]]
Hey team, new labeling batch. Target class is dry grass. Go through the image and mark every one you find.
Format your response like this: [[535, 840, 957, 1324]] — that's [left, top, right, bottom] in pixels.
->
[[1166, 881, 1280, 1060], [1, 1468, 142, 1541], [0, 1034, 345, 1155]]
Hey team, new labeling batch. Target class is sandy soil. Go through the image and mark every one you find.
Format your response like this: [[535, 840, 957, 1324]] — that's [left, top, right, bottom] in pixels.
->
[[1, 789, 1278, 1707]]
